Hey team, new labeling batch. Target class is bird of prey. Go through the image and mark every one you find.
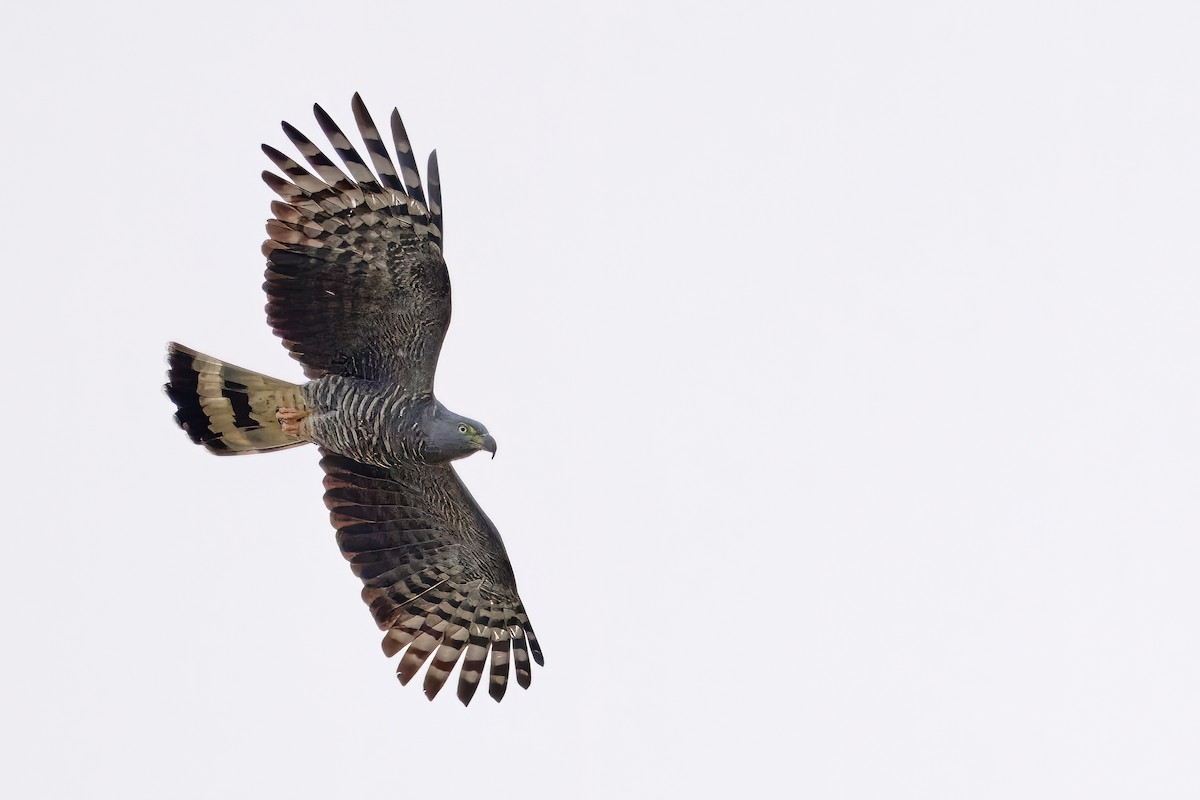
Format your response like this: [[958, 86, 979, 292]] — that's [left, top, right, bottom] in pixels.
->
[[164, 95, 542, 705]]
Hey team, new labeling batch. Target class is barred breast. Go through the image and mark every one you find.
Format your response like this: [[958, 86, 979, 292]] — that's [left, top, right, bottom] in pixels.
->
[[302, 376, 430, 467]]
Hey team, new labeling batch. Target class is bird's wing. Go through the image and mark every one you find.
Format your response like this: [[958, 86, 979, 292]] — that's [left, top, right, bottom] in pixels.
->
[[320, 451, 543, 705], [262, 94, 449, 388]]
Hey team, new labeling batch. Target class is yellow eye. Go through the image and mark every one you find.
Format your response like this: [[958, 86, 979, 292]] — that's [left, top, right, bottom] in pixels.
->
[[458, 424, 469, 435]]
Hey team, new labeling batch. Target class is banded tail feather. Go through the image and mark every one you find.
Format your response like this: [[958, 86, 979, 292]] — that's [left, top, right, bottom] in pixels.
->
[[165, 342, 307, 455]]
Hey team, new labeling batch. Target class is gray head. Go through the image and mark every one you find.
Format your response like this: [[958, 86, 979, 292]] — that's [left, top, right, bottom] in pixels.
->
[[423, 406, 497, 463]]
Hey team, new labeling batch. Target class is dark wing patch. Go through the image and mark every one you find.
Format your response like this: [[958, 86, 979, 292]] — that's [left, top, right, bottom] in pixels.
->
[[320, 451, 543, 704], [261, 95, 448, 387]]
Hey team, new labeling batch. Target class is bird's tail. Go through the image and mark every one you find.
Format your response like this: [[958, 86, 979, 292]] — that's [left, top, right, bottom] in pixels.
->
[[165, 342, 309, 455]]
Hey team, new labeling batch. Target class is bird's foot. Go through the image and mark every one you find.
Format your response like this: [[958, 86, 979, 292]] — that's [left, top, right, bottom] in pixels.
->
[[276, 407, 311, 437]]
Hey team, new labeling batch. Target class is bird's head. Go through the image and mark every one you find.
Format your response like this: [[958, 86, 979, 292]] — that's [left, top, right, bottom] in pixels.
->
[[425, 411, 497, 463]]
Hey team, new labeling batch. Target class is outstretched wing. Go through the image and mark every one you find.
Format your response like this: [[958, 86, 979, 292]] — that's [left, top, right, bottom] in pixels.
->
[[261, 94, 449, 388], [321, 452, 543, 705]]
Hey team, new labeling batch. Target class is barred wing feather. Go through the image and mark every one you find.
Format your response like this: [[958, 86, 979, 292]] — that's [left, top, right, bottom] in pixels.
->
[[321, 452, 543, 704], [261, 94, 448, 388]]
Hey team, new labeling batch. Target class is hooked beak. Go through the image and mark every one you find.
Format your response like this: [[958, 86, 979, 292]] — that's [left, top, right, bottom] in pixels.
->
[[480, 433, 497, 459]]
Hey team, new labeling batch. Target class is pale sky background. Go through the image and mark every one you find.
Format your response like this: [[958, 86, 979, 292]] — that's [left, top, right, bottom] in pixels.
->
[[3, 2, 1200, 798]]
